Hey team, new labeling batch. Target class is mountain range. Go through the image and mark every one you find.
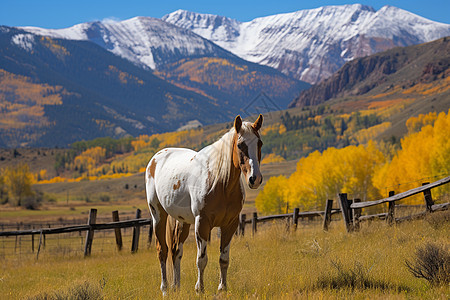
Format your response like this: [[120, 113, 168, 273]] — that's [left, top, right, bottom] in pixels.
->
[[1, 4, 449, 147], [164, 4, 450, 84], [23, 4, 450, 85], [0, 25, 306, 147]]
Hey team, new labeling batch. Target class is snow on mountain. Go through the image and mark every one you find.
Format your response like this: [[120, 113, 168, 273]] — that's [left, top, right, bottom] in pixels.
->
[[11, 33, 35, 52], [163, 4, 450, 83], [22, 17, 233, 70]]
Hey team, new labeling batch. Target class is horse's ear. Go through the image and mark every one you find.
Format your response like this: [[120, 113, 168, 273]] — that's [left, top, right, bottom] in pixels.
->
[[234, 115, 242, 133], [253, 114, 263, 131]]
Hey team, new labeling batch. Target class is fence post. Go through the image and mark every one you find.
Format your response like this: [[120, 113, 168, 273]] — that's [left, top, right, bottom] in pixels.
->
[[239, 214, 246, 236], [252, 212, 258, 236], [293, 208, 299, 230], [131, 209, 142, 253], [422, 183, 434, 212], [31, 228, 35, 253], [339, 193, 353, 232], [112, 210, 123, 251], [353, 199, 361, 231], [84, 208, 97, 257], [387, 191, 395, 225], [323, 200, 333, 231], [36, 230, 43, 260], [347, 199, 353, 221]]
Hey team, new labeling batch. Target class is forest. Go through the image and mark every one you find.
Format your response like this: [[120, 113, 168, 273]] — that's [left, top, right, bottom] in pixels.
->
[[256, 110, 450, 214]]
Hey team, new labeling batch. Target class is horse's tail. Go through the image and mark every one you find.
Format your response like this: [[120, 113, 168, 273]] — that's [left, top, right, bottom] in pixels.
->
[[165, 215, 177, 283]]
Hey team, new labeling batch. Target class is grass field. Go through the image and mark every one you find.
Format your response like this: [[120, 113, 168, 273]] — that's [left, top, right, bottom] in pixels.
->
[[1, 210, 448, 299]]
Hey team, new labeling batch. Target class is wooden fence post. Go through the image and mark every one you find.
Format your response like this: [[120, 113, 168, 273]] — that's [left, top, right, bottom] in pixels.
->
[[293, 208, 299, 230], [339, 193, 353, 232], [323, 200, 333, 231], [347, 199, 353, 221], [131, 209, 142, 253], [353, 199, 361, 231], [239, 214, 246, 236], [422, 183, 434, 212], [31, 230, 35, 253], [387, 191, 395, 225], [252, 212, 258, 236], [84, 208, 97, 257], [112, 210, 123, 251], [36, 230, 43, 260]]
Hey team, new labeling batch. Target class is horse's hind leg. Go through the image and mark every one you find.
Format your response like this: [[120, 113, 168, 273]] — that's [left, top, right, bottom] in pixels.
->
[[152, 204, 168, 294], [168, 218, 190, 289], [146, 176, 169, 294]]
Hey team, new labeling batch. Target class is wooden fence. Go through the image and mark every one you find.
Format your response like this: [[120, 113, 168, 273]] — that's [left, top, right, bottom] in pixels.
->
[[338, 176, 450, 232], [237, 205, 341, 236], [1, 205, 342, 258], [1, 176, 449, 257], [0, 209, 153, 259]]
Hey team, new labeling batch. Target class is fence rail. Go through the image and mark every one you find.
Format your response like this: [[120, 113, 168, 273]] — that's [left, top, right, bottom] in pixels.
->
[[351, 176, 450, 209], [339, 176, 450, 232]]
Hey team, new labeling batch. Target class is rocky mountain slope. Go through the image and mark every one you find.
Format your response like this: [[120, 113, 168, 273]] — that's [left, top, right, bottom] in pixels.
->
[[289, 37, 450, 108], [164, 4, 450, 84]]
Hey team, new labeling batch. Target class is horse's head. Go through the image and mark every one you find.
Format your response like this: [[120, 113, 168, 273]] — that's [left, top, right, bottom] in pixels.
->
[[233, 114, 264, 189]]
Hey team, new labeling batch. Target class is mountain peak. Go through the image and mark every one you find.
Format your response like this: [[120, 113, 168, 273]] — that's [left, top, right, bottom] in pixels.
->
[[164, 4, 450, 84]]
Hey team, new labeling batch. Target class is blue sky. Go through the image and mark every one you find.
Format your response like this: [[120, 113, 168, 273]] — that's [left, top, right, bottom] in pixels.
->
[[2, 0, 449, 29]]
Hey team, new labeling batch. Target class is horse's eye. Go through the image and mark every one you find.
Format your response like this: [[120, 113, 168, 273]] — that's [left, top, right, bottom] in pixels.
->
[[237, 142, 248, 153]]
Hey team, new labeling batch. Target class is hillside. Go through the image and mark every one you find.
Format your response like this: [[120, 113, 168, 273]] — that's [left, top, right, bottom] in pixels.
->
[[0, 26, 307, 147], [290, 37, 450, 108]]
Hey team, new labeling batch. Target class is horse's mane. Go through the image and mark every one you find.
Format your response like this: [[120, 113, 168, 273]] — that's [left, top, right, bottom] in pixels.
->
[[206, 122, 256, 189]]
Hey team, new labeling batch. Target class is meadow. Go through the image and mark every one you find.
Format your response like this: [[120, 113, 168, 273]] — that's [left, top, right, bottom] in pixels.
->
[[1, 210, 448, 299]]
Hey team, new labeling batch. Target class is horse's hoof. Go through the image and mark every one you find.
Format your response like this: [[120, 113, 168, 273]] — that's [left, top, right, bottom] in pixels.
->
[[218, 283, 227, 292], [161, 283, 168, 296], [195, 282, 204, 293]]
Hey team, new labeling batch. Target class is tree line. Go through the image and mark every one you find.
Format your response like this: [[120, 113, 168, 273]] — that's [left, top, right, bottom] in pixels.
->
[[256, 110, 450, 214]]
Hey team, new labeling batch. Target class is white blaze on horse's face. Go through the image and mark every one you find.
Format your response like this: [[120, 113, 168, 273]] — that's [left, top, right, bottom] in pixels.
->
[[233, 115, 263, 189]]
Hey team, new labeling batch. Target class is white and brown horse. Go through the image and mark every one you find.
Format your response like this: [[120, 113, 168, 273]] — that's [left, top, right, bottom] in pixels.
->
[[145, 114, 263, 294]]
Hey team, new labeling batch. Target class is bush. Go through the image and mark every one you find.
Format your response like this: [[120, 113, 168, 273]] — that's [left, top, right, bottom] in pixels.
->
[[425, 210, 449, 230], [28, 280, 103, 300], [315, 260, 402, 291], [22, 197, 40, 210], [405, 242, 449, 285], [22, 191, 44, 210], [99, 194, 110, 202]]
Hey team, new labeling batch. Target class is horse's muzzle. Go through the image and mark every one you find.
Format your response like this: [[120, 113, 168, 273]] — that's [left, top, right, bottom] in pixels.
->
[[248, 175, 263, 189]]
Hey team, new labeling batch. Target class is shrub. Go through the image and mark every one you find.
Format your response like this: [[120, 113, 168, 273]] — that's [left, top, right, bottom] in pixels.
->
[[99, 194, 110, 202], [22, 191, 44, 210], [425, 210, 449, 230], [315, 260, 401, 291], [28, 280, 103, 300], [405, 242, 449, 285]]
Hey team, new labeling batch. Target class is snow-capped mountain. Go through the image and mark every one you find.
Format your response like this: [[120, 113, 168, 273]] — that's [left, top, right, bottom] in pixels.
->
[[22, 17, 235, 70], [19, 4, 450, 85], [163, 4, 450, 83]]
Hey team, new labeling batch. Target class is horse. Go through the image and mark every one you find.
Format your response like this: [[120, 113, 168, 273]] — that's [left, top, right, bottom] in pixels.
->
[[145, 114, 263, 294]]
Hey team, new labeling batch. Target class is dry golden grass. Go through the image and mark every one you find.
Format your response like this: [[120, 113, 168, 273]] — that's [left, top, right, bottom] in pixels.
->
[[1, 211, 448, 299]]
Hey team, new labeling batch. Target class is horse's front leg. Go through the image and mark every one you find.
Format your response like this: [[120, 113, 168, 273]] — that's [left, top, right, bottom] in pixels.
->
[[194, 215, 210, 293], [218, 217, 239, 291]]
